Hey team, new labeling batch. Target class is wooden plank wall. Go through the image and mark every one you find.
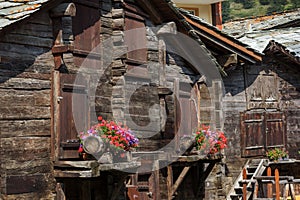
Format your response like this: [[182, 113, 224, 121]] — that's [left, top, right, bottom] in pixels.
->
[[0, 12, 55, 199]]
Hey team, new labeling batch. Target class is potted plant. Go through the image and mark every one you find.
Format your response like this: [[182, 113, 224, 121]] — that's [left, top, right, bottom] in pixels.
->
[[195, 125, 227, 155], [266, 148, 289, 162], [78, 116, 139, 162]]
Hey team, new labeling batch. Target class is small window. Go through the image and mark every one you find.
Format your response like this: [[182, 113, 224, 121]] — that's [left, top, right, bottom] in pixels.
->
[[182, 7, 199, 16]]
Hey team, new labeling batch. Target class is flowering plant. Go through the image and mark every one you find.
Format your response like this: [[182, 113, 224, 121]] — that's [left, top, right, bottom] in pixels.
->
[[266, 148, 288, 161], [195, 125, 227, 154], [78, 116, 139, 154]]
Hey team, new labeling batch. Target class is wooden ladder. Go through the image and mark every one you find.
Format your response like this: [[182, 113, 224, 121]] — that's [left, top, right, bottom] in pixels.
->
[[227, 159, 266, 200]]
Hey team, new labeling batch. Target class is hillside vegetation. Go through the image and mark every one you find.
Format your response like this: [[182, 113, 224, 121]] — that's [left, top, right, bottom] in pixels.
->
[[222, 0, 300, 22]]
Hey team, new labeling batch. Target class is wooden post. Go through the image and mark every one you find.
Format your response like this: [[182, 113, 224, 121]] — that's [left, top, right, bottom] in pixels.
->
[[253, 180, 258, 199], [290, 182, 296, 200], [275, 169, 280, 200], [267, 167, 273, 198], [174, 78, 180, 151], [56, 183, 66, 200], [243, 168, 247, 200], [167, 165, 173, 200]]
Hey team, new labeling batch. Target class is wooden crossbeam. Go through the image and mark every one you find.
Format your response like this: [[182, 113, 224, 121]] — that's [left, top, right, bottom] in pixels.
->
[[171, 167, 191, 196], [167, 166, 191, 200]]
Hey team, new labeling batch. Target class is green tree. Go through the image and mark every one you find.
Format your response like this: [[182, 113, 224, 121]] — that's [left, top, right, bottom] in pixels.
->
[[243, 0, 256, 9], [222, 1, 231, 23], [290, 0, 300, 9], [259, 0, 270, 5], [267, 0, 288, 13]]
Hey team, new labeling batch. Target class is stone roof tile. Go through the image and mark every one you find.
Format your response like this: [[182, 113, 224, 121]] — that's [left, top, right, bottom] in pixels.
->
[[0, 0, 51, 31]]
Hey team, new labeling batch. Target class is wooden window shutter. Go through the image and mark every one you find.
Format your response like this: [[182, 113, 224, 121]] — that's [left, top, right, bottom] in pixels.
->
[[59, 74, 89, 160], [265, 111, 287, 149], [240, 112, 265, 157], [240, 111, 286, 157], [124, 13, 147, 63], [72, 0, 101, 66], [175, 81, 198, 138]]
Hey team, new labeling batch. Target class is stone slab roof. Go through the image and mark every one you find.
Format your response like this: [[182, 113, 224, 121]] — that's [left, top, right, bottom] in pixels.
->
[[178, 7, 263, 64], [0, 0, 52, 31], [223, 9, 300, 64], [223, 9, 300, 37]]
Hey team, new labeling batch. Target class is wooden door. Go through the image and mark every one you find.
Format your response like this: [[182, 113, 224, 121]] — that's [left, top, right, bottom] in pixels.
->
[[72, 0, 101, 66], [58, 74, 89, 160], [241, 111, 286, 157], [174, 81, 198, 151]]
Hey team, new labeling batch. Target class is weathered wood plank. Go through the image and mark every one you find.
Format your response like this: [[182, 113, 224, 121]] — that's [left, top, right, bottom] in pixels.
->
[[6, 174, 47, 194], [1, 137, 50, 151], [1, 33, 53, 48], [0, 90, 50, 106], [4, 158, 52, 175], [10, 27, 53, 38], [0, 42, 51, 56], [0, 78, 50, 90], [1, 191, 55, 200], [0, 119, 51, 137], [0, 106, 50, 120], [54, 170, 95, 178]]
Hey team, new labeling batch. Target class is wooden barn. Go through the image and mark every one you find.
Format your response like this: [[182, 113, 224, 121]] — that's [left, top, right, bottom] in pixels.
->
[[0, 0, 229, 199], [180, 8, 300, 199], [1, 0, 299, 199]]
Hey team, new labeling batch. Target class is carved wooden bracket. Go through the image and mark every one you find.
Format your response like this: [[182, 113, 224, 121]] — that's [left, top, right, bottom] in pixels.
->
[[157, 22, 177, 35], [50, 3, 76, 18]]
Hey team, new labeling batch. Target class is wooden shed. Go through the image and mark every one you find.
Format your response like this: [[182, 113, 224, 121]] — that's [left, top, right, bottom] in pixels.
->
[[0, 0, 227, 199], [180, 8, 300, 199]]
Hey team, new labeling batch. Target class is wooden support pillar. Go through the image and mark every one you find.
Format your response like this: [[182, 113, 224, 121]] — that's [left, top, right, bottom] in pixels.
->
[[242, 168, 247, 200], [158, 39, 167, 135], [267, 167, 273, 198], [56, 183, 66, 200], [174, 78, 180, 151], [167, 165, 173, 200], [50, 3, 76, 70], [212, 2, 222, 30], [52, 17, 63, 69], [275, 168, 280, 200], [152, 160, 160, 200], [110, 174, 128, 200]]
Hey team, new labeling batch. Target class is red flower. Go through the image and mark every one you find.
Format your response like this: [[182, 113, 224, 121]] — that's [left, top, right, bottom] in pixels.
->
[[78, 147, 84, 153], [98, 116, 103, 121]]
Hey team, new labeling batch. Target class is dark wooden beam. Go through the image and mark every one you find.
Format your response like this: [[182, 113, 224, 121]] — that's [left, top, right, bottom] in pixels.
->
[[136, 0, 162, 24]]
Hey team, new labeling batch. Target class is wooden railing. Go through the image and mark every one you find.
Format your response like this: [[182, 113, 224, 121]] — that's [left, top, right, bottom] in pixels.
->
[[244, 167, 299, 200]]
